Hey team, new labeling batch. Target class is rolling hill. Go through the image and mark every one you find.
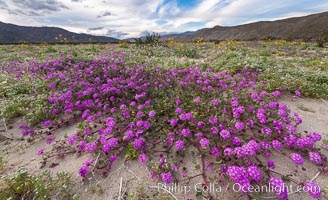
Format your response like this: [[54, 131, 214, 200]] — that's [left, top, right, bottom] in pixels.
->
[[162, 11, 328, 42], [0, 22, 119, 43]]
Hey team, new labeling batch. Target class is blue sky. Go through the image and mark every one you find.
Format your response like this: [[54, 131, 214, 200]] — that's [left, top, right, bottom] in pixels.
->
[[0, 0, 327, 38]]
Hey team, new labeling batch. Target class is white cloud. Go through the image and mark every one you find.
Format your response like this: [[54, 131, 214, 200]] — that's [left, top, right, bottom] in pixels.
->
[[193, 0, 222, 15], [158, 0, 180, 18]]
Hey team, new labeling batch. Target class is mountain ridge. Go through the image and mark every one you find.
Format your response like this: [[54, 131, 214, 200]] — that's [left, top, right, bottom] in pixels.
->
[[0, 22, 119, 43], [161, 11, 328, 41]]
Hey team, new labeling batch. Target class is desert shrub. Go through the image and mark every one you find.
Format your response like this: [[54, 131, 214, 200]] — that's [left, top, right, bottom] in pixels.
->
[[144, 32, 160, 45], [303, 38, 311, 43], [258, 49, 273, 57], [1, 97, 28, 119], [134, 38, 143, 47], [0, 78, 32, 98], [0, 157, 4, 172], [316, 37, 327, 48], [212, 51, 275, 74], [257, 68, 328, 98], [45, 46, 57, 53], [174, 47, 198, 58], [301, 73, 328, 98], [134, 32, 161, 47], [301, 58, 328, 72], [0, 168, 78, 200], [209, 39, 221, 44], [1, 94, 51, 125], [0, 65, 50, 125]]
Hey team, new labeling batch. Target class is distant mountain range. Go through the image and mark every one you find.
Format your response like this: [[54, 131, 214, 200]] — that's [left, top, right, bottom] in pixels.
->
[[162, 11, 328, 42], [1, 11, 328, 44], [0, 22, 119, 43]]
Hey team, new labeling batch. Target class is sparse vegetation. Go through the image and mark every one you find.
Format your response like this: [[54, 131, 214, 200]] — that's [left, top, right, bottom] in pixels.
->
[[0, 74, 50, 125], [134, 32, 161, 46], [0, 168, 78, 200], [316, 36, 327, 47], [0, 157, 5, 172]]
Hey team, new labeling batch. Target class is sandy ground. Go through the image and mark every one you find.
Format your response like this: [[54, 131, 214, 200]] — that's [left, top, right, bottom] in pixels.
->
[[0, 94, 327, 200]]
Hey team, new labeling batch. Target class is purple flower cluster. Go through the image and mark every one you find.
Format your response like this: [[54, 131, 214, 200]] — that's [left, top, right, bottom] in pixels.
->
[[247, 165, 262, 182], [272, 140, 283, 150], [77, 140, 86, 152], [290, 153, 304, 165], [194, 97, 201, 103], [233, 140, 260, 158], [106, 117, 116, 127], [232, 106, 245, 119], [296, 137, 315, 149], [232, 137, 241, 146], [309, 152, 322, 165], [132, 137, 145, 149], [310, 132, 322, 142], [19, 125, 34, 136], [85, 142, 97, 153], [139, 153, 148, 165], [269, 177, 288, 200], [45, 135, 55, 144], [293, 90, 301, 100], [148, 110, 156, 118], [256, 109, 267, 124], [271, 91, 281, 97], [305, 180, 321, 198], [170, 119, 177, 127], [224, 148, 234, 157], [180, 128, 191, 137], [102, 137, 118, 153], [267, 160, 275, 169], [209, 116, 217, 125], [37, 147, 46, 155], [43, 120, 52, 127], [212, 99, 219, 106], [175, 140, 184, 151], [227, 166, 251, 189], [79, 158, 94, 178], [179, 112, 193, 121], [67, 134, 78, 145], [79, 166, 89, 178], [211, 147, 219, 156], [220, 129, 230, 140], [235, 121, 245, 131], [124, 130, 134, 141], [160, 172, 173, 184], [199, 138, 209, 148]]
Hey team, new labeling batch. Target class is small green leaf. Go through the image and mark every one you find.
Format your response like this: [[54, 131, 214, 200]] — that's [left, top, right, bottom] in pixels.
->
[[195, 164, 201, 170]]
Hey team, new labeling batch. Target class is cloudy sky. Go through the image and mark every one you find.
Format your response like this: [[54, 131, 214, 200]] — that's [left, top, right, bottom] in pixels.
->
[[0, 0, 327, 39]]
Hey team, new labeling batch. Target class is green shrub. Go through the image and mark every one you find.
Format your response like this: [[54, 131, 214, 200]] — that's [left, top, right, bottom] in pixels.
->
[[0, 168, 78, 200], [0, 75, 50, 125], [316, 37, 327, 48], [0, 157, 5, 172], [134, 32, 161, 46], [174, 47, 198, 58]]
